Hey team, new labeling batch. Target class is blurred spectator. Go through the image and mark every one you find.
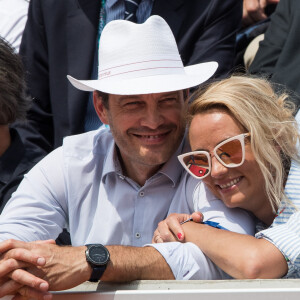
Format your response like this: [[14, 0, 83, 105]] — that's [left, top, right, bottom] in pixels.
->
[[0, 0, 29, 52], [235, 0, 279, 69], [242, 0, 279, 27], [0, 36, 42, 211], [16, 0, 243, 157], [249, 0, 300, 107]]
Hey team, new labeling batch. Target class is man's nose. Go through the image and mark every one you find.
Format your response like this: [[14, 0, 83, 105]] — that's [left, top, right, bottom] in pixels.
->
[[140, 107, 164, 129], [210, 156, 228, 178]]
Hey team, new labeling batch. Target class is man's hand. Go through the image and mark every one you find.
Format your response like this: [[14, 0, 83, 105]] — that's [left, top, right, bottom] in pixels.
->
[[0, 240, 53, 299], [152, 212, 203, 243], [243, 0, 279, 26], [0, 240, 92, 299]]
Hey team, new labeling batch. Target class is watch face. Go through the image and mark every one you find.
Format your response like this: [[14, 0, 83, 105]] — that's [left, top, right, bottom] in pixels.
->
[[88, 245, 109, 265]]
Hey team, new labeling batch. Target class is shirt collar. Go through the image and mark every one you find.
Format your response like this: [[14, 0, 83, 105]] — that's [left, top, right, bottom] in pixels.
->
[[285, 159, 300, 190], [158, 132, 189, 187], [106, 0, 154, 9], [102, 140, 122, 179], [282, 159, 300, 210], [91, 128, 122, 180]]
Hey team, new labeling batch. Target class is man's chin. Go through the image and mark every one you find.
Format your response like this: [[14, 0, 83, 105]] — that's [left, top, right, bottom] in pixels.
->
[[138, 149, 171, 165]]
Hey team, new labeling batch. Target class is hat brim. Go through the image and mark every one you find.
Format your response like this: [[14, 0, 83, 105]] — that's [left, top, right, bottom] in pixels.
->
[[67, 61, 218, 95]]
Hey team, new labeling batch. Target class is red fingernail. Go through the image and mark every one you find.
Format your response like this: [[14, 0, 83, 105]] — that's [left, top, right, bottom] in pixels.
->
[[177, 233, 183, 240]]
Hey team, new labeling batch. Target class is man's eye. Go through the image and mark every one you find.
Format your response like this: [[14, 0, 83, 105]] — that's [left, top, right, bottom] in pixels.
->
[[124, 102, 140, 107], [161, 98, 176, 103]]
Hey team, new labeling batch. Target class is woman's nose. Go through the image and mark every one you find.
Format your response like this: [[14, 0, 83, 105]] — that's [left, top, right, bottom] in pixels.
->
[[210, 156, 228, 178]]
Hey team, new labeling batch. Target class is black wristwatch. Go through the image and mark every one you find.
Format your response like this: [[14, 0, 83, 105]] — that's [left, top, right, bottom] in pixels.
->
[[85, 244, 110, 282]]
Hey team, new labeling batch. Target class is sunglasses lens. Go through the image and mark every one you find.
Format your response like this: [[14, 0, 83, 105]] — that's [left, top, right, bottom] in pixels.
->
[[216, 139, 243, 166], [182, 154, 210, 178]]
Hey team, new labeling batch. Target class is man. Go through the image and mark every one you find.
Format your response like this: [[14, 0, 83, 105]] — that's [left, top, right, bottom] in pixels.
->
[[0, 36, 71, 245], [0, 16, 253, 299], [0, 36, 42, 211], [235, 0, 279, 69], [249, 0, 300, 107], [15, 0, 243, 156]]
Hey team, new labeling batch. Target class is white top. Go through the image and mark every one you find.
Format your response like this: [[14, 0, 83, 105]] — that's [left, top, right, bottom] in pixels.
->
[[0, 0, 29, 52]]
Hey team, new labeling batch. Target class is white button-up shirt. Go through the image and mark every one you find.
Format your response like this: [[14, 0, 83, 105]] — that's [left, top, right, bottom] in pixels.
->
[[0, 128, 184, 247]]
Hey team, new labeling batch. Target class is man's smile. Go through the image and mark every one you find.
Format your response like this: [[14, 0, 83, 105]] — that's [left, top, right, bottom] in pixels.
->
[[132, 131, 171, 145]]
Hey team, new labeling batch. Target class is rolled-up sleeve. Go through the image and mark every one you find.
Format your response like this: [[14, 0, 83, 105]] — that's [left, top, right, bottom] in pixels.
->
[[148, 242, 230, 280], [256, 211, 300, 277]]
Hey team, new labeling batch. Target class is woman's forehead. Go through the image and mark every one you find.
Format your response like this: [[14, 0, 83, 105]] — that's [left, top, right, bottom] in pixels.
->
[[188, 111, 244, 149]]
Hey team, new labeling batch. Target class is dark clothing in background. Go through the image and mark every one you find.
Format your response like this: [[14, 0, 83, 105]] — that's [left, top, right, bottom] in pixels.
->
[[249, 0, 300, 107], [0, 129, 71, 245], [0, 128, 42, 212], [16, 0, 243, 156]]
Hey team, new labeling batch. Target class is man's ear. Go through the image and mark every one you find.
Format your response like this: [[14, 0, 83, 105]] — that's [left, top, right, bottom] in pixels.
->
[[93, 91, 109, 124], [183, 89, 189, 102]]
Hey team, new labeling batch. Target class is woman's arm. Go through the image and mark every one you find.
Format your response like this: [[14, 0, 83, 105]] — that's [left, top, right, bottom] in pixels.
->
[[183, 221, 288, 278], [154, 214, 288, 279]]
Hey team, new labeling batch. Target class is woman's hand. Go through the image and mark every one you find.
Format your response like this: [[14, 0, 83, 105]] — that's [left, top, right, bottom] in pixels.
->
[[152, 212, 203, 243]]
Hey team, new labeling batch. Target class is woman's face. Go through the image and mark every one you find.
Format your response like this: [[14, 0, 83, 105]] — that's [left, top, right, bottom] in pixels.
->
[[189, 109, 268, 215]]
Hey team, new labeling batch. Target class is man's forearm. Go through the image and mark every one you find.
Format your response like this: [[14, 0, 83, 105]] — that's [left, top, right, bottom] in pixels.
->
[[0, 242, 174, 299], [102, 245, 174, 281]]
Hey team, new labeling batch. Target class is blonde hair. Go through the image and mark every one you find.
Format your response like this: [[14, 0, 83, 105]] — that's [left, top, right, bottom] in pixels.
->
[[188, 75, 300, 212]]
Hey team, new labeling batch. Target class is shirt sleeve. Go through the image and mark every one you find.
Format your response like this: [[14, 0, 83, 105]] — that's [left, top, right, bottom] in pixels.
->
[[148, 242, 230, 280], [256, 211, 300, 278], [0, 147, 67, 242]]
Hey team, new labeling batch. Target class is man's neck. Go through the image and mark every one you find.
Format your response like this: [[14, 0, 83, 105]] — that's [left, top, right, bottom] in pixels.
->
[[125, 163, 161, 187], [0, 125, 11, 157], [116, 147, 162, 186]]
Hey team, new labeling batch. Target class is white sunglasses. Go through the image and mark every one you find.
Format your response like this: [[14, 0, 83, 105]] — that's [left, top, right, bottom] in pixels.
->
[[178, 133, 250, 179]]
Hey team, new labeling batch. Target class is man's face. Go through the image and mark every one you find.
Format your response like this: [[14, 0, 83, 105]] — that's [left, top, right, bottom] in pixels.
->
[[94, 91, 187, 178]]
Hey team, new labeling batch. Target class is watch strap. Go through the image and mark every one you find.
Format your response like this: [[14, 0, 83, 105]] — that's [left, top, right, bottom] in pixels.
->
[[89, 265, 107, 282]]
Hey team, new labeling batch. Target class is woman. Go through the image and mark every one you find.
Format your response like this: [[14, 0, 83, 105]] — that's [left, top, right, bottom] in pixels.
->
[[153, 75, 300, 278]]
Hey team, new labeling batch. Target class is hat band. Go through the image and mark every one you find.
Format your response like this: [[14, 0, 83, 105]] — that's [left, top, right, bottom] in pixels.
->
[[98, 59, 185, 80]]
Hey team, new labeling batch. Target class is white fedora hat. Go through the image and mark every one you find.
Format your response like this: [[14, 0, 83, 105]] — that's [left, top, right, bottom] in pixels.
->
[[67, 15, 218, 95]]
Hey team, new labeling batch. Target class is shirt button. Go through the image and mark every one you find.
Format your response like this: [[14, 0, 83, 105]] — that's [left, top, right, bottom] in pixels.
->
[[139, 191, 144, 197], [135, 232, 141, 239]]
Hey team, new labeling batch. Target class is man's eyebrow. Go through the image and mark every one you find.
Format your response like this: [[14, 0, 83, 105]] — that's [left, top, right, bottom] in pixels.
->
[[116, 95, 142, 104], [117, 92, 180, 102], [160, 92, 179, 98], [118, 95, 140, 101]]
